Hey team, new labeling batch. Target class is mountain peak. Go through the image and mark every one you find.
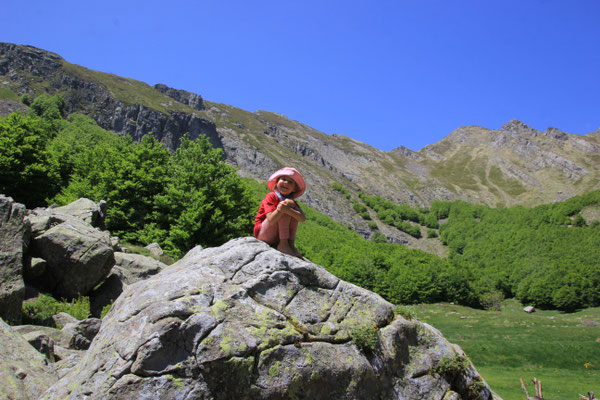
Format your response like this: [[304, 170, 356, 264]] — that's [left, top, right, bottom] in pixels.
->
[[501, 119, 540, 137], [544, 127, 569, 141]]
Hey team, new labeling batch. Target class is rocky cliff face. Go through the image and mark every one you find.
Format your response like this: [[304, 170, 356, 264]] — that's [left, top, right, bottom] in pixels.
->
[[2, 42, 599, 243], [0, 43, 220, 150]]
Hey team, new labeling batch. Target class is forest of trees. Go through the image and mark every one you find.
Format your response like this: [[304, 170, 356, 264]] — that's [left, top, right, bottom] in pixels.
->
[[0, 94, 254, 258], [312, 189, 600, 311], [2, 93, 599, 312]]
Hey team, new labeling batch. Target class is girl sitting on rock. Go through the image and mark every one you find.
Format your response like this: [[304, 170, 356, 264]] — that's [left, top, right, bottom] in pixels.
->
[[254, 167, 306, 257]]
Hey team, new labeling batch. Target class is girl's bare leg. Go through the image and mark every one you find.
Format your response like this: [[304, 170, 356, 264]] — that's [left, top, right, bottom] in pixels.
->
[[289, 240, 302, 258], [277, 239, 296, 256]]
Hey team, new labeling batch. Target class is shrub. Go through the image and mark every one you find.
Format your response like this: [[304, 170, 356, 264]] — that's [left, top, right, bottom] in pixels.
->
[[0, 112, 61, 207], [480, 290, 503, 311], [22, 294, 91, 324], [430, 353, 469, 377], [20, 93, 31, 106], [100, 301, 114, 319], [573, 214, 586, 227], [371, 233, 387, 243], [352, 201, 371, 220], [394, 305, 417, 320], [331, 183, 351, 199], [350, 324, 379, 353]]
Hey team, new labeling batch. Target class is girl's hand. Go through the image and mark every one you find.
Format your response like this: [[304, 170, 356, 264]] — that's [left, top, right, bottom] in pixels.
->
[[281, 199, 297, 208], [277, 199, 296, 214]]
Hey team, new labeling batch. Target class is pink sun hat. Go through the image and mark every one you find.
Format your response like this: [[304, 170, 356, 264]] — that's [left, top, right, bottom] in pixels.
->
[[267, 167, 306, 198]]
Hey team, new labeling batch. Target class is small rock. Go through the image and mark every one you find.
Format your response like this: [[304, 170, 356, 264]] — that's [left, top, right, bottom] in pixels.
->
[[523, 306, 535, 313], [145, 242, 164, 257], [22, 331, 55, 361], [110, 236, 122, 251], [51, 312, 79, 328], [60, 318, 102, 350]]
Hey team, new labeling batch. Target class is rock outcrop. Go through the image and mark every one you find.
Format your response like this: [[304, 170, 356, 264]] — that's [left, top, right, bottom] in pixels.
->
[[41, 237, 494, 399], [89, 252, 166, 317], [0, 195, 29, 324], [29, 212, 115, 299], [0, 42, 221, 151], [0, 319, 58, 400]]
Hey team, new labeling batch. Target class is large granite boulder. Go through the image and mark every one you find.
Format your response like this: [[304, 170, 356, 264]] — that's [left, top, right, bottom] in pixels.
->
[[31, 218, 115, 298], [26, 198, 106, 238], [0, 195, 29, 324], [89, 252, 166, 317], [0, 318, 58, 399], [113, 252, 166, 285], [41, 237, 494, 399], [51, 198, 106, 229]]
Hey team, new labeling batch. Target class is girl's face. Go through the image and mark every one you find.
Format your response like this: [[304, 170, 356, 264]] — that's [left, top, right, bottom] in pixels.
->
[[276, 176, 296, 196]]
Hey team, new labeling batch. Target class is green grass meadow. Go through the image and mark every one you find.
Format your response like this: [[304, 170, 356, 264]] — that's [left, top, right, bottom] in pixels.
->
[[413, 299, 600, 400]]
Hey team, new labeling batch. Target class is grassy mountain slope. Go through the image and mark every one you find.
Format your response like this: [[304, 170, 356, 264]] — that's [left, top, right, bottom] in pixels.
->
[[2, 42, 599, 248]]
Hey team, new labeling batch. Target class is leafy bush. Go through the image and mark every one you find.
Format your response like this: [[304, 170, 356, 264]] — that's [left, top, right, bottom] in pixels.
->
[[394, 305, 417, 320], [22, 294, 91, 324], [480, 290, 504, 311], [331, 183, 351, 199], [439, 191, 600, 310], [352, 201, 370, 220], [350, 324, 378, 353], [430, 353, 469, 377], [371, 232, 387, 243], [0, 112, 61, 207], [30, 93, 64, 120], [100, 301, 114, 319], [45, 113, 253, 257]]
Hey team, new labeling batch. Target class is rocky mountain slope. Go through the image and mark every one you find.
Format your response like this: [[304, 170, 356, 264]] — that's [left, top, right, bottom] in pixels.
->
[[2, 42, 599, 241]]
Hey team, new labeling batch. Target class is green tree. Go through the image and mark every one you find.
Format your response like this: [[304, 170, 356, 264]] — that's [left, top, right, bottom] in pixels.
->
[[29, 93, 65, 121], [0, 112, 60, 206], [149, 134, 254, 256]]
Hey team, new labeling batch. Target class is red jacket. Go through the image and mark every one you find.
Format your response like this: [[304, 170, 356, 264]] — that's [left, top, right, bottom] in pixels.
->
[[253, 192, 280, 237]]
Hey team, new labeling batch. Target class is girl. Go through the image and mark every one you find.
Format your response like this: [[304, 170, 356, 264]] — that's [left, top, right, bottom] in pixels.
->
[[254, 167, 306, 257]]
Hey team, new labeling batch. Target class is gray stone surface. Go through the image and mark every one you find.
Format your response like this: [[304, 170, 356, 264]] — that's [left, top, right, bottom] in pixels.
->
[[0, 194, 29, 324], [114, 252, 166, 285], [50, 312, 78, 328], [145, 242, 164, 257], [89, 272, 126, 318], [0, 318, 58, 400], [31, 218, 115, 298], [89, 252, 165, 318], [52, 198, 105, 228], [22, 330, 56, 361], [60, 318, 102, 350], [41, 237, 493, 399]]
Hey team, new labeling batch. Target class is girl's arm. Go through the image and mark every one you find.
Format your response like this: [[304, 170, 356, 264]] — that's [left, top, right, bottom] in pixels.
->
[[265, 206, 285, 225], [279, 199, 306, 222]]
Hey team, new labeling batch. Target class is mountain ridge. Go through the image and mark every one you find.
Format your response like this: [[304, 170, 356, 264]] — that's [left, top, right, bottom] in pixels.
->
[[2, 42, 599, 244]]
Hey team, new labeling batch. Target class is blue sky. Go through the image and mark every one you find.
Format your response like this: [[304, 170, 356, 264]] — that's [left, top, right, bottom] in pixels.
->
[[2, 0, 599, 151]]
